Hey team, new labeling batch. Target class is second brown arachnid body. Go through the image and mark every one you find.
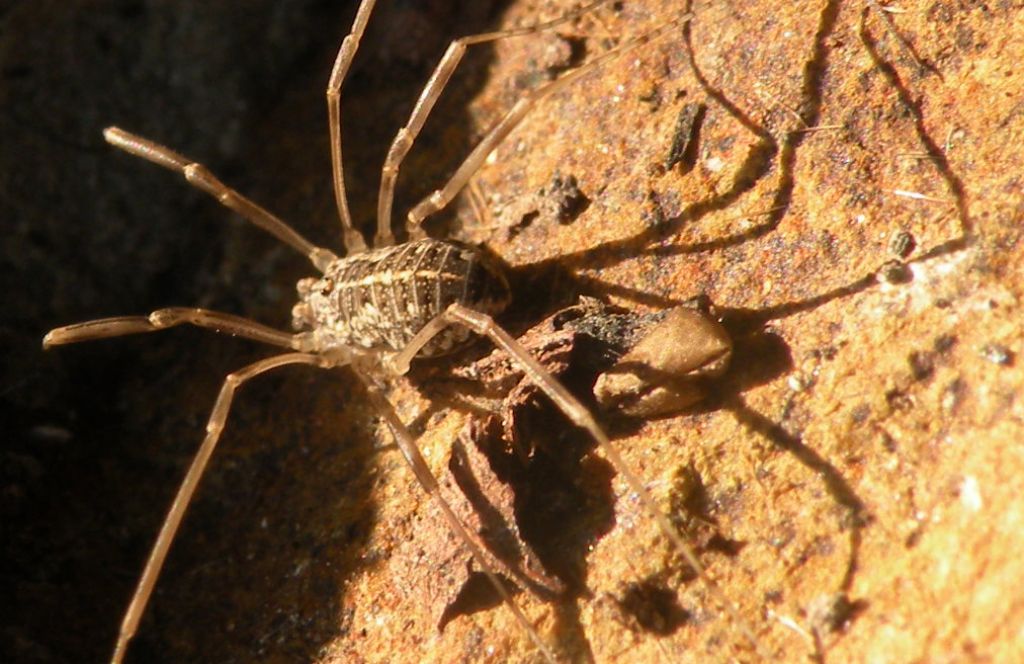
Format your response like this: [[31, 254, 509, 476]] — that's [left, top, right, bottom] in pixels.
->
[[44, 1, 763, 662]]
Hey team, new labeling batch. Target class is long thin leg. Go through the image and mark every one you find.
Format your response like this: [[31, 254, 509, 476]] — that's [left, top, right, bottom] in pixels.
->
[[403, 12, 693, 237], [375, 0, 617, 247], [104, 127, 338, 272], [325, 0, 378, 255], [43, 307, 316, 352], [390, 303, 766, 656], [111, 352, 332, 664], [354, 371, 558, 664]]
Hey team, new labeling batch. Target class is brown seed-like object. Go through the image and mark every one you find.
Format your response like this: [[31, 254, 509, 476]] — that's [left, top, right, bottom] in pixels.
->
[[594, 306, 732, 417]]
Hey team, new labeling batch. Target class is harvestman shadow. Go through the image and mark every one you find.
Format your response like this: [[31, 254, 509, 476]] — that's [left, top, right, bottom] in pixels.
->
[[444, 3, 974, 653]]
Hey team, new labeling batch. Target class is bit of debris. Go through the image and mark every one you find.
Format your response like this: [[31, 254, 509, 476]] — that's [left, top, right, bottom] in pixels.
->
[[445, 419, 568, 606], [540, 172, 588, 224], [513, 32, 575, 89], [888, 229, 915, 258], [907, 350, 935, 381], [933, 334, 956, 354], [594, 305, 732, 417], [941, 377, 965, 414], [28, 424, 74, 443], [495, 171, 589, 235], [400, 412, 575, 633], [979, 343, 1014, 366], [892, 189, 951, 204], [876, 259, 913, 285], [615, 578, 690, 635], [665, 102, 706, 173], [666, 463, 731, 555], [806, 592, 859, 633]]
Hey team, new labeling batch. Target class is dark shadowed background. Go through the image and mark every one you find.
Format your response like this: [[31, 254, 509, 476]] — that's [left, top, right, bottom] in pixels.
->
[[2, 1, 509, 661]]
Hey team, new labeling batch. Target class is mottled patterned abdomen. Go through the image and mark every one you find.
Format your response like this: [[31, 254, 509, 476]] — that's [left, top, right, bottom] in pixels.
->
[[293, 239, 510, 357]]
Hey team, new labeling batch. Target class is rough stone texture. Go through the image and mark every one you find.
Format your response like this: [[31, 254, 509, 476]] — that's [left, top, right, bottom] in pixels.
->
[[5, 0, 1024, 663]]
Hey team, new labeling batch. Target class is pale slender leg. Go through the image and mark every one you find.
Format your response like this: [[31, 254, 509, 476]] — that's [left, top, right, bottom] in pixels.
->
[[110, 353, 332, 664], [375, 0, 617, 247], [403, 12, 693, 237], [390, 303, 766, 655], [354, 370, 559, 664], [43, 307, 316, 353], [325, 0, 378, 255], [103, 128, 338, 272]]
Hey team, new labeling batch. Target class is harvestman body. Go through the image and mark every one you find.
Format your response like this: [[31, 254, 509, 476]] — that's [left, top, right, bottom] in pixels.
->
[[44, 1, 761, 661]]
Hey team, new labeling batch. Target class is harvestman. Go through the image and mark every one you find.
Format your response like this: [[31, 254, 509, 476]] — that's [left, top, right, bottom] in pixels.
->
[[43, 1, 760, 661]]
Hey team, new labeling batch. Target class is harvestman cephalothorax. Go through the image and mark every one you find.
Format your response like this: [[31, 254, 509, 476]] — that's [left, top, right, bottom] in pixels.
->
[[43, 1, 764, 661]]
